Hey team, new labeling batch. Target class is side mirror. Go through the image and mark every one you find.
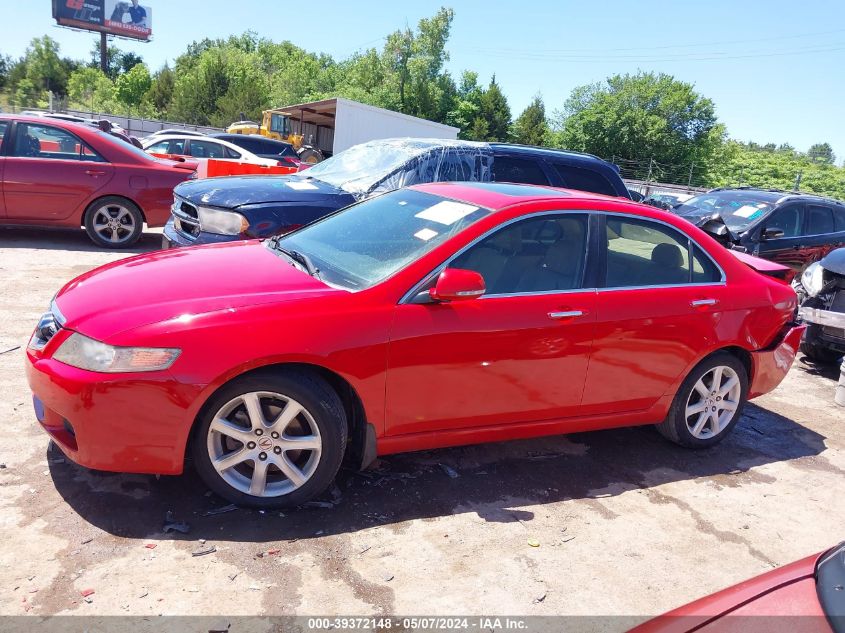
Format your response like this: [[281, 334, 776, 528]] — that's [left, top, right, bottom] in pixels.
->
[[429, 268, 486, 302], [762, 227, 785, 241]]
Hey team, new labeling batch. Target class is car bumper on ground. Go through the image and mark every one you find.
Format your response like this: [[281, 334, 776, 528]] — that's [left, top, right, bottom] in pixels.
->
[[799, 306, 845, 329], [749, 324, 806, 398], [25, 351, 199, 475], [162, 217, 237, 249]]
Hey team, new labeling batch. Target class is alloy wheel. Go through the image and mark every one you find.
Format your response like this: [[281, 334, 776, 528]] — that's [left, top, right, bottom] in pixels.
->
[[92, 204, 136, 244], [684, 365, 742, 439], [207, 391, 322, 497]]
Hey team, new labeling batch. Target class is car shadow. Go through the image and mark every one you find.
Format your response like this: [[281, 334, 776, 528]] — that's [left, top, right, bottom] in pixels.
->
[[48, 401, 828, 544], [0, 227, 163, 253], [797, 355, 841, 382]]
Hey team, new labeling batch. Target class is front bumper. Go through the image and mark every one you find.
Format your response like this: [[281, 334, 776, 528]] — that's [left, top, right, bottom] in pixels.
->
[[162, 217, 239, 249], [26, 351, 200, 475], [799, 305, 845, 329], [748, 324, 806, 398]]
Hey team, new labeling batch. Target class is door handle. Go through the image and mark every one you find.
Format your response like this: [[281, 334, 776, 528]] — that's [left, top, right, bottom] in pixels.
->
[[690, 299, 718, 307], [548, 310, 584, 320], [85, 170, 106, 177]]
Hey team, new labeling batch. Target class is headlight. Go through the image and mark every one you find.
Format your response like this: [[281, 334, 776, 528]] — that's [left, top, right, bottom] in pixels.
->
[[801, 262, 825, 297], [53, 333, 180, 373], [198, 207, 249, 235]]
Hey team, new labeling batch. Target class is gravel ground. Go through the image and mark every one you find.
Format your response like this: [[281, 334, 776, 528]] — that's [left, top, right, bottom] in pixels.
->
[[0, 227, 842, 628]]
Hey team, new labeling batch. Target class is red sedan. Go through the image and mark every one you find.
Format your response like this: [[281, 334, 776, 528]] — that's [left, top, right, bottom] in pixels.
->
[[0, 114, 196, 247], [26, 183, 803, 507], [632, 541, 844, 633]]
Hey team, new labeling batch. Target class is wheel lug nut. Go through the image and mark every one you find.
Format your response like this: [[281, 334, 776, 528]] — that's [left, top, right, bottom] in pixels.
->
[[255, 429, 263, 436], [247, 441, 256, 449], [258, 452, 267, 461], [271, 431, 279, 439], [273, 446, 282, 454]]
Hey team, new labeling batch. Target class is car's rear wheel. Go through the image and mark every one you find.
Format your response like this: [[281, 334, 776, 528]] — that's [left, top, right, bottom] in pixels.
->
[[656, 352, 748, 448], [83, 197, 143, 248], [192, 370, 347, 508]]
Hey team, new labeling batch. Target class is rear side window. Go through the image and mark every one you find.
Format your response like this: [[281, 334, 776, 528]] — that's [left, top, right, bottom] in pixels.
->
[[189, 140, 225, 159], [492, 156, 550, 186], [224, 146, 242, 159], [147, 139, 185, 155], [604, 217, 693, 287], [0, 121, 8, 152], [835, 208, 845, 232], [807, 204, 835, 235], [692, 245, 722, 283], [553, 163, 618, 196], [12, 122, 104, 162]]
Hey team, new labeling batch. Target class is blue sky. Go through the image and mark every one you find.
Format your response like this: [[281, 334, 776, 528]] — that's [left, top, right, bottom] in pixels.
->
[[3, 0, 845, 162]]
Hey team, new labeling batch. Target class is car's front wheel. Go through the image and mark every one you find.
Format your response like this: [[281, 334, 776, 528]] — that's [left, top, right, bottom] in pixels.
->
[[656, 352, 748, 448], [192, 370, 347, 508]]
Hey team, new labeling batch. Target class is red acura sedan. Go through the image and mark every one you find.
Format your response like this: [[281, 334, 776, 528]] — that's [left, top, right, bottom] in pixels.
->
[[0, 114, 196, 247], [632, 541, 844, 633], [26, 182, 803, 507]]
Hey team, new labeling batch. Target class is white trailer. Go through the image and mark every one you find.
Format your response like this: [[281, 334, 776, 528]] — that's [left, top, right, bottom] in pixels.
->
[[278, 97, 459, 157]]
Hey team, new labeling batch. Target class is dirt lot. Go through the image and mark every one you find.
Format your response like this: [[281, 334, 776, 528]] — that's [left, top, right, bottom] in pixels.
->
[[1, 227, 843, 627]]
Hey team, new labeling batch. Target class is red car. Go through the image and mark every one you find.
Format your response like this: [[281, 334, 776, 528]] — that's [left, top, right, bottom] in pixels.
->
[[633, 541, 844, 633], [0, 115, 196, 248], [26, 183, 803, 507]]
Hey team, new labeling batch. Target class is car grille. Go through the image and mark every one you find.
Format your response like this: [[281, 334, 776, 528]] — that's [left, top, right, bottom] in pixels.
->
[[822, 291, 845, 339], [172, 197, 200, 240]]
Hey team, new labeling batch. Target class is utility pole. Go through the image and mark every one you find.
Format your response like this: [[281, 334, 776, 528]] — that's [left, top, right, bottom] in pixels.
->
[[687, 162, 695, 189], [99, 32, 108, 74], [794, 171, 803, 191]]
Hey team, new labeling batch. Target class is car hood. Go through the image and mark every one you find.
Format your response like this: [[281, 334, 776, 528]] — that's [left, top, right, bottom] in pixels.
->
[[54, 241, 339, 342], [820, 247, 845, 276], [174, 175, 349, 209]]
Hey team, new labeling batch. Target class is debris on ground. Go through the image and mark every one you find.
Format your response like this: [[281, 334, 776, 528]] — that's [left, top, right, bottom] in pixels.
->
[[0, 345, 21, 355], [162, 510, 191, 534], [382, 572, 394, 582], [138, 589, 148, 599], [144, 543, 157, 549], [255, 548, 281, 559], [527, 538, 540, 548], [439, 464, 459, 478], [80, 537, 93, 545], [302, 500, 334, 509], [228, 572, 239, 582], [203, 504, 238, 516], [191, 545, 217, 557], [533, 592, 547, 604], [80, 588, 95, 597], [359, 545, 371, 554], [0, 464, 6, 469]]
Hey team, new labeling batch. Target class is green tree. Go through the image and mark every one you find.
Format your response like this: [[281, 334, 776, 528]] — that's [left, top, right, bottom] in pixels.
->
[[23, 36, 69, 97], [0, 54, 10, 89], [808, 142, 836, 165], [148, 65, 175, 114], [67, 67, 114, 110], [511, 94, 548, 146], [114, 63, 152, 107], [476, 76, 511, 142], [553, 71, 721, 167], [446, 71, 484, 139]]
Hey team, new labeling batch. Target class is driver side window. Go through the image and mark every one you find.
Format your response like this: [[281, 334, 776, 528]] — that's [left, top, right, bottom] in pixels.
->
[[451, 214, 589, 295], [766, 205, 803, 238]]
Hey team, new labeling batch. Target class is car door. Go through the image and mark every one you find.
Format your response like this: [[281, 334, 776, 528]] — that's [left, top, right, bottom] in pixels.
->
[[0, 121, 9, 218], [804, 203, 843, 263], [3, 121, 114, 222], [754, 203, 806, 270], [581, 214, 729, 416], [385, 212, 597, 436]]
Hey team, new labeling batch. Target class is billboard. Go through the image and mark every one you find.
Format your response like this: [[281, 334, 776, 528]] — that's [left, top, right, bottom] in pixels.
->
[[52, 0, 152, 41]]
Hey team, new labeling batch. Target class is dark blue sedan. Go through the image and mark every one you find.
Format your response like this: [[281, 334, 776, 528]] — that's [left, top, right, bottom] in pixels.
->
[[164, 138, 629, 248]]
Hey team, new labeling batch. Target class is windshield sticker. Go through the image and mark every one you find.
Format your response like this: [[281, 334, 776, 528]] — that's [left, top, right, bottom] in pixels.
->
[[415, 200, 479, 226], [414, 228, 439, 241], [286, 181, 319, 191], [747, 209, 766, 221], [733, 205, 763, 218]]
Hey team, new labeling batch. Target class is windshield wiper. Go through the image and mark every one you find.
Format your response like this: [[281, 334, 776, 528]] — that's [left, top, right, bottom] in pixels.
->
[[267, 237, 320, 278]]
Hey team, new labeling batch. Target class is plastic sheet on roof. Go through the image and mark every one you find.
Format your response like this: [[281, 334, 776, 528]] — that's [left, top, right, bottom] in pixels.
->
[[300, 138, 492, 198]]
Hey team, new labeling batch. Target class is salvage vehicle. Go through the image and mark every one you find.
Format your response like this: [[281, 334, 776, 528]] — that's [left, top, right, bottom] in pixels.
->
[[0, 114, 197, 248], [27, 182, 803, 508], [211, 133, 303, 170], [632, 541, 844, 632], [141, 134, 284, 168], [796, 248, 845, 363], [673, 187, 845, 274], [163, 138, 630, 248]]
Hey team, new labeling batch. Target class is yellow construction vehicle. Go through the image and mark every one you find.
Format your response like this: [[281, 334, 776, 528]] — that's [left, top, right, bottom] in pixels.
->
[[227, 110, 324, 163]]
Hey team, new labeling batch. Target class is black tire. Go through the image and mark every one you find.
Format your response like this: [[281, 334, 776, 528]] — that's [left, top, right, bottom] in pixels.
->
[[297, 147, 324, 164], [656, 352, 749, 448], [192, 369, 347, 509], [83, 196, 143, 248], [800, 328, 842, 364]]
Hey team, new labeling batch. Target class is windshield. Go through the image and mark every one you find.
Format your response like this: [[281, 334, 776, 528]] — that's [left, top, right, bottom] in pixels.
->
[[816, 542, 845, 626], [300, 138, 488, 196], [675, 191, 776, 230], [274, 189, 490, 290]]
